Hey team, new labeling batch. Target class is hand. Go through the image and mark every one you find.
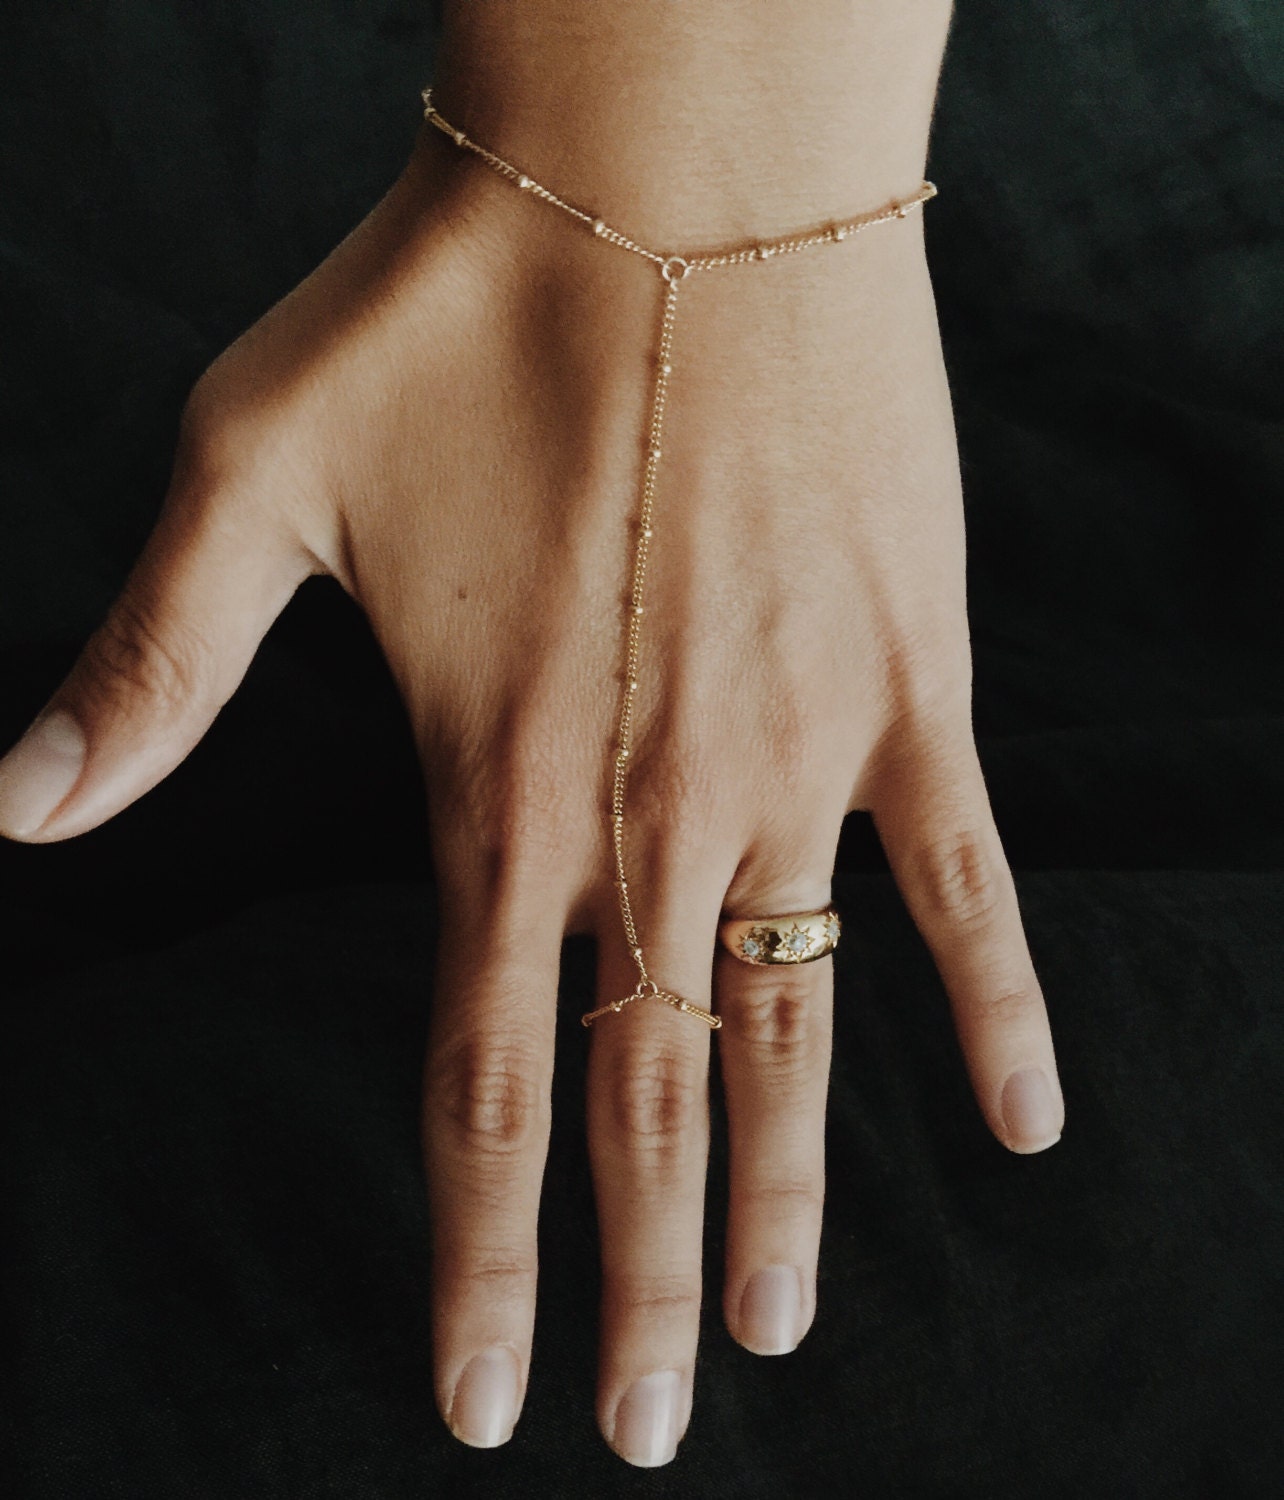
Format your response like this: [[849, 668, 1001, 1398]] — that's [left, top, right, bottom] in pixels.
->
[[0, 9, 1064, 1467]]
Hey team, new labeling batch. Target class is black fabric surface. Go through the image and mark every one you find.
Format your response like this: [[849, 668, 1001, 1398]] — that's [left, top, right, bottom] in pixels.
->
[[2, 4, 1281, 1497]]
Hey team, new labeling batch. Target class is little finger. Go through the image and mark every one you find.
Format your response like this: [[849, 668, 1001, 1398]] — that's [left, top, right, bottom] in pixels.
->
[[872, 722, 1065, 1154]]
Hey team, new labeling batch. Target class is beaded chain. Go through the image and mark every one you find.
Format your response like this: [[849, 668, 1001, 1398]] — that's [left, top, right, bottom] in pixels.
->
[[421, 86, 937, 1030]]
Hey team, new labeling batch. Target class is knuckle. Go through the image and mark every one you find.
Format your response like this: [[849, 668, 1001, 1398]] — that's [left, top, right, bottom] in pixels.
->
[[489, 761, 577, 863], [879, 618, 973, 726], [738, 1177, 824, 1226], [914, 827, 1005, 931], [864, 633, 974, 790], [175, 375, 256, 493], [175, 367, 319, 531], [606, 1041, 705, 1155], [611, 1271, 702, 1321], [455, 1251, 538, 1296], [730, 969, 821, 1074], [437, 716, 589, 894], [970, 981, 1041, 1030], [428, 1031, 545, 1160], [175, 375, 223, 460], [82, 592, 215, 718], [631, 736, 722, 845], [759, 684, 815, 803]]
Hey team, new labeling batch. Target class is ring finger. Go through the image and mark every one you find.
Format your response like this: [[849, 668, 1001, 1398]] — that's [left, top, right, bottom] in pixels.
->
[[715, 832, 838, 1358]]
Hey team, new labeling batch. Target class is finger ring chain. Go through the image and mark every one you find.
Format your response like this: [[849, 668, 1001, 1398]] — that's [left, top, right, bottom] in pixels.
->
[[421, 87, 935, 1029]]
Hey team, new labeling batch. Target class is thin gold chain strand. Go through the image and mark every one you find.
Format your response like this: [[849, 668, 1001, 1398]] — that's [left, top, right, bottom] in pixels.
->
[[584, 273, 725, 1030], [422, 90, 935, 276], [420, 88, 935, 1030]]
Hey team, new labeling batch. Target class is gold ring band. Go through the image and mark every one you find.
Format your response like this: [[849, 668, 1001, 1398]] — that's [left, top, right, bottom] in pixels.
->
[[718, 908, 841, 966]]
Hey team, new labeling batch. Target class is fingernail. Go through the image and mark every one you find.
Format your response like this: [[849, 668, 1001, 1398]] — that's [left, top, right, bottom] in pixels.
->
[[738, 1265, 803, 1355], [449, 1346, 520, 1448], [611, 1369, 682, 1467], [1001, 1067, 1062, 1152], [0, 710, 86, 837]]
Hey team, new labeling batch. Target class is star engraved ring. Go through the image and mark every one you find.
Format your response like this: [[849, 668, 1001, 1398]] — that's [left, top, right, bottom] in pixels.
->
[[718, 908, 841, 966]]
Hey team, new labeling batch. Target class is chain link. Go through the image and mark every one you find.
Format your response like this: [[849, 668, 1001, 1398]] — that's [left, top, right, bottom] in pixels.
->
[[420, 87, 937, 1029]]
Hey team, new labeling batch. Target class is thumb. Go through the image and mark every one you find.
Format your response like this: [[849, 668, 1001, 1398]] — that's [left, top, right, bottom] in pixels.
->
[[0, 489, 313, 842]]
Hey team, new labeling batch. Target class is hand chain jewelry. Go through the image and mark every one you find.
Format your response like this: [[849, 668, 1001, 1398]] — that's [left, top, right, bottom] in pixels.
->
[[421, 86, 937, 1031]]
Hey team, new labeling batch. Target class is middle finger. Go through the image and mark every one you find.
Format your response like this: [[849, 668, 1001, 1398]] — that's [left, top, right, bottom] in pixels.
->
[[586, 840, 729, 1468]]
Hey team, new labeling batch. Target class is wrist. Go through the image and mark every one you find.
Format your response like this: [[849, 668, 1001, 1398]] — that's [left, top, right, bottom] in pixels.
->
[[429, 0, 953, 244]]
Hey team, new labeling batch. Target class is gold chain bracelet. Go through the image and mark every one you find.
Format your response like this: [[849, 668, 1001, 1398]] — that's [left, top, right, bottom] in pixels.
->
[[421, 86, 937, 1031]]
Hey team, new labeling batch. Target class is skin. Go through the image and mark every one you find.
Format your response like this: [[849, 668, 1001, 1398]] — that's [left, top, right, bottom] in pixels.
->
[[0, 0, 1064, 1469]]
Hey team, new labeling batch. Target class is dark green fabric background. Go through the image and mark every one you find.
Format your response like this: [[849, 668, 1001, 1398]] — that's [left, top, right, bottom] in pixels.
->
[[1, 4, 1281, 1497]]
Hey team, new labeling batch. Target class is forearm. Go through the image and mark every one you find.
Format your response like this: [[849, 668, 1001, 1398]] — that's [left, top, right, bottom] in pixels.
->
[[431, 0, 955, 240]]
